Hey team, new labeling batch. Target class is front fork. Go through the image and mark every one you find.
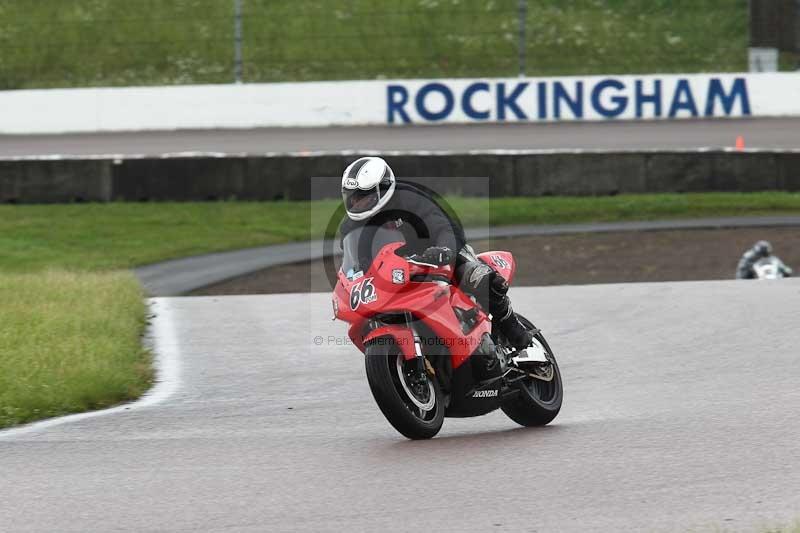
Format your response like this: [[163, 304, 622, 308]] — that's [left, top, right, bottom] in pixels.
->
[[363, 314, 433, 392], [405, 311, 428, 378], [364, 314, 426, 371]]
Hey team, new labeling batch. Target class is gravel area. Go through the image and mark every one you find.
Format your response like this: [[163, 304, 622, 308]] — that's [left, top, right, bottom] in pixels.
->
[[189, 227, 800, 295]]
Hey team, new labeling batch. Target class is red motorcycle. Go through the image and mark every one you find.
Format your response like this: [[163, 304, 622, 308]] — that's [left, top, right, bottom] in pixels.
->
[[332, 226, 563, 439]]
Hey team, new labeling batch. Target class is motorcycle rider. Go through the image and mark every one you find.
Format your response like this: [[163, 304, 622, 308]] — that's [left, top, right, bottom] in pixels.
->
[[339, 156, 534, 377], [736, 240, 793, 279]]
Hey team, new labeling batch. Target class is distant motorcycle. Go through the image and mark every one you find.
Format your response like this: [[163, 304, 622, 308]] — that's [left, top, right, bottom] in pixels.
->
[[752, 256, 793, 280], [332, 226, 563, 440]]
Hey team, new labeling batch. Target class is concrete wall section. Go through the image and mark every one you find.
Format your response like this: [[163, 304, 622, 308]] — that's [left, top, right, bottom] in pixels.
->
[[0, 159, 112, 203], [2, 73, 800, 134]]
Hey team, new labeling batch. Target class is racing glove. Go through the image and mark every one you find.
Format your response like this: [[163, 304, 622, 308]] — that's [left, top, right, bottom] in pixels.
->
[[420, 246, 455, 266]]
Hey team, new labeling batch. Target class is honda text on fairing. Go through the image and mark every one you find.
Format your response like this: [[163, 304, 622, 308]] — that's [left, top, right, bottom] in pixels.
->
[[331, 226, 563, 439]]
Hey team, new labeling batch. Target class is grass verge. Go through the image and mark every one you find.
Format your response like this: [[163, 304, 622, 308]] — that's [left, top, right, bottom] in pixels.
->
[[450, 192, 800, 229], [1, 193, 799, 272], [1, 192, 799, 429], [0, 271, 151, 429]]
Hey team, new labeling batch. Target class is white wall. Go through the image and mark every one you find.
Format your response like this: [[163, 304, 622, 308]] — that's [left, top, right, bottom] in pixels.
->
[[5, 72, 800, 134]]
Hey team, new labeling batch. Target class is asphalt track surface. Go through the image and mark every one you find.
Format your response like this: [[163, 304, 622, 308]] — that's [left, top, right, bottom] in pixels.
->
[[2, 117, 800, 157], [2, 280, 800, 532]]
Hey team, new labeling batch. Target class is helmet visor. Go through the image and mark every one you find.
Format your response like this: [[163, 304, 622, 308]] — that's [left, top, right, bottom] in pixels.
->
[[343, 186, 380, 215]]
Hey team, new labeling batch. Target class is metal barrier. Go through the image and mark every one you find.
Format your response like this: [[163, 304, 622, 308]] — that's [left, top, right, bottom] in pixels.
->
[[2, 150, 798, 203]]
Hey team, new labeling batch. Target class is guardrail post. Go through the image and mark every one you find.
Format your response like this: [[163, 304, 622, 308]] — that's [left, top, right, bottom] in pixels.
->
[[234, 0, 244, 83], [518, 0, 527, 76]]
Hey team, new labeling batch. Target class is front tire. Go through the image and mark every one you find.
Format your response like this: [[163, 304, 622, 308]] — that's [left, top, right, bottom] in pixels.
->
[[501, 317, 563, 427], [365, 339, 445, 440]]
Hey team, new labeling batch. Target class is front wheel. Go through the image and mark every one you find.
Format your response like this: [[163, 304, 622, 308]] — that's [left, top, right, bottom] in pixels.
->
[[365, 339, 445, 440], [501, 317, 563, 427]]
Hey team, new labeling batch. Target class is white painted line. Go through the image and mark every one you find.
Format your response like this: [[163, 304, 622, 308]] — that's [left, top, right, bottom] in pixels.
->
[[0, 298, 182, 439], [3, 146, 800, 161]]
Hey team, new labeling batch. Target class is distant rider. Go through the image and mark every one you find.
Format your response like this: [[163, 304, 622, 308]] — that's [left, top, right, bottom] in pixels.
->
[[736, 240, 793, 279], [338, 156, 534, 377]]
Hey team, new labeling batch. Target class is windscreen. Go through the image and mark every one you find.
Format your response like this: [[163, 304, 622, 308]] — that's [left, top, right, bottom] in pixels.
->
[[340, 225, 405, 278]]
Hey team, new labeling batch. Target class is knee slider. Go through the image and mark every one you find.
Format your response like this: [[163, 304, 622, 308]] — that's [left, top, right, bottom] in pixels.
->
[[462, 261, 494, 291]]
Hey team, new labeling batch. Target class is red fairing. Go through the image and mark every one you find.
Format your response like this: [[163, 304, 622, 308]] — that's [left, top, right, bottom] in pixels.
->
[[333, 241, 495, 371], [447, 289, 491, 368], [363, 325, 416, 360], [477, 251, 516, 285]]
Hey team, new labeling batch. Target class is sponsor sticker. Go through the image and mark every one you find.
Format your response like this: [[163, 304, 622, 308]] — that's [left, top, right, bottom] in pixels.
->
[[392, 268, 405, 284], [350, 278, 377, 310], [346, 269, 364, 281], [491, 255, 510, 269]]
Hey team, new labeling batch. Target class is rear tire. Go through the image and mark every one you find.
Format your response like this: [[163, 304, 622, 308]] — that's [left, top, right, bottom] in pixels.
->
[[500, 317, 563, 427], [365, 339, 445, 440]]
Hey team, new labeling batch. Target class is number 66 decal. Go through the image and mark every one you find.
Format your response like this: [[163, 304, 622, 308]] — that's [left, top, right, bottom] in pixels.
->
[[350, 277, 378, 310]]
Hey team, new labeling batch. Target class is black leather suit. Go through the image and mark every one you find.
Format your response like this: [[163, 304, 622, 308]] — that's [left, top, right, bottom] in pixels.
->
[[339, 180, 514, 322]]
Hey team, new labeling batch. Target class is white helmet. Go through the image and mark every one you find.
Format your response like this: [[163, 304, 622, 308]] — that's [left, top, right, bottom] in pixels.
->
[[754, 240, 773, 257], [341, 156, 396, 220]]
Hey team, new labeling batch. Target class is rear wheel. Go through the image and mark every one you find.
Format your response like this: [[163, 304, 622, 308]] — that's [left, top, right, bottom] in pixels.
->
[[365, 339, 445, 440], [500, 316, 563, 427]]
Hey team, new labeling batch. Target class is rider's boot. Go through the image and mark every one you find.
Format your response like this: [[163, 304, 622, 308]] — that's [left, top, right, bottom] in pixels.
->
[[483, 271, 533, 351], [497, 307, 534, 351]]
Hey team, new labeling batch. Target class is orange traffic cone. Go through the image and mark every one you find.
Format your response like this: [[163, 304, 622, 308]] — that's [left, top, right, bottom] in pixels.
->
[[735, 135, 745, 151]]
